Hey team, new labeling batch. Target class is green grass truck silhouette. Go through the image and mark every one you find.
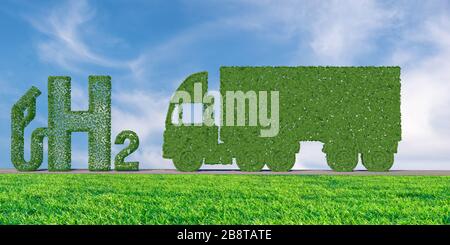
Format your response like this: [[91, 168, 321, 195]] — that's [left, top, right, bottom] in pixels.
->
[[163, 66, 401, 172]]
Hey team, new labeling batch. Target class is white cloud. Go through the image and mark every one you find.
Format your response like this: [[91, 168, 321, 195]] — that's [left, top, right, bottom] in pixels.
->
[[390, 14, 450, 169], [216, 0, 400, 64], [307, 0, 398, 64], [27, 0, 130, 72], [71, 149, 89, 169], [126, 21, 223, 85], [112, 91, 167, 142]]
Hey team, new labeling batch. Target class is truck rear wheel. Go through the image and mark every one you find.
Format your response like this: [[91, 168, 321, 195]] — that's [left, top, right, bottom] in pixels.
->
[[326, 150, 358, 172], [266, 154, 296, 172], [172, 151, 203, 172], [361, 151, 394, 171]]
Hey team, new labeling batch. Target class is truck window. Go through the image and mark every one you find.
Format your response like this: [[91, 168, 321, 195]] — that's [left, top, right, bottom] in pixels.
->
[[171, 103, 203, 125]]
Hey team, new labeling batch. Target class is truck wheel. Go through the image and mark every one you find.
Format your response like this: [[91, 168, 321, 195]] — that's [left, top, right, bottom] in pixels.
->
[[267, 154, 295, 172], [361, 151, 394, 171], [172, 151, 203, 172], [236, 158, 265, 172], [326, 150, 358, 172]]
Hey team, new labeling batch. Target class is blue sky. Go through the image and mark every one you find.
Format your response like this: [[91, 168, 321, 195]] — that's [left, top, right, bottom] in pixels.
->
[[1, 0, 449, 170]]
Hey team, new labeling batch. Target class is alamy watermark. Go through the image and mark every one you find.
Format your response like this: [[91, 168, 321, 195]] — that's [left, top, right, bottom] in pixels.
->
[[170, 82, 279, 137]]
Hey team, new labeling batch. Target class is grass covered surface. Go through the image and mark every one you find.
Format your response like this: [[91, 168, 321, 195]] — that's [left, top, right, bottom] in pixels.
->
[[0, 174, 448, 224]]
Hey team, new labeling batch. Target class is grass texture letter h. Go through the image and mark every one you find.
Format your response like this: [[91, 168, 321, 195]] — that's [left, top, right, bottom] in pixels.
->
[[47, 76, 112, 171]]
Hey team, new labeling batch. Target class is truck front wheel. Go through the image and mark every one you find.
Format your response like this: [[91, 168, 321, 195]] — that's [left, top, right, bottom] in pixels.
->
[[361, 151, 394, 171], [326, 150, 358, 172], [172, 151, 203, 172]]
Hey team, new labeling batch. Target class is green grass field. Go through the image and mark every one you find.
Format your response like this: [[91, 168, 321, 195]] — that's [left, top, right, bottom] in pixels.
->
[[0, 174, 448, 224]]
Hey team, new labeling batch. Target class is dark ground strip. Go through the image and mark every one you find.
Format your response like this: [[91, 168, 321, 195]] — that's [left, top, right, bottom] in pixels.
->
[[0, 169, 449, 176]]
